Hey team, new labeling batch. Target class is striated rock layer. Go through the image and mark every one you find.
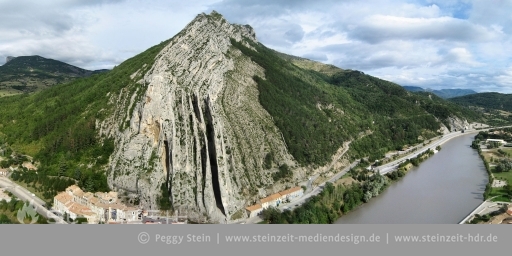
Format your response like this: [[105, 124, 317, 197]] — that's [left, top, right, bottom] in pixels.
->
[[101, 11, 299, 223]]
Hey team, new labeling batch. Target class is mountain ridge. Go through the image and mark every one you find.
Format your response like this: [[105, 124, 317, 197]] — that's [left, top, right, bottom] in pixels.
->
[[450, 92, 512, 112], [0, 55, 109, 96], [402, 85, 477, 99]]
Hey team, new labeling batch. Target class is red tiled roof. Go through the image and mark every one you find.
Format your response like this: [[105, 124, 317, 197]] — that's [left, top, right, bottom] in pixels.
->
[[279, 187, 302, 196], [246, 204, 262, 212], [260, 193, 281, 204]]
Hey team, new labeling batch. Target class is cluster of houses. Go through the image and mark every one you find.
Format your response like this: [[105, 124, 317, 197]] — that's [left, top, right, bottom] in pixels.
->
[[245, 186, 304, 218], [53, 185, 141, 224]]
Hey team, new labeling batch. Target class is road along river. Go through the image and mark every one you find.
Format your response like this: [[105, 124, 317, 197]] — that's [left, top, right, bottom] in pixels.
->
[[336, 133, 488, 224]]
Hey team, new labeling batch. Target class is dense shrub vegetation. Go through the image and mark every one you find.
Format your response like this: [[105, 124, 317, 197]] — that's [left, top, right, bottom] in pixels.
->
[[231, 38, 481, 167], [260, 148, 437, 224], [260, 173, 388, 224], [0, 197, 49, 224], [0, 39, 171, 199]]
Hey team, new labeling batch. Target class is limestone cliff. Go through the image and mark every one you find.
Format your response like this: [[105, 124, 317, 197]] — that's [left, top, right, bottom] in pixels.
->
[[101, 11, 300, 223], [438, 116, 470, 134], [5, 56, 15, 64]]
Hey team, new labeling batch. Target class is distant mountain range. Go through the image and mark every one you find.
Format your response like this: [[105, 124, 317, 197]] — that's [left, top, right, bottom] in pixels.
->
[[0, 55, 109, 97], [402, 86, 477, 99]]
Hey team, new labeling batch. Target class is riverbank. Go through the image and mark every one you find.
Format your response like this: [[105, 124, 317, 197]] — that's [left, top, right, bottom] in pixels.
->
[[459, 199, 512, 224], [470, 128, 512, 202], [335, 133, 488, 224], [257, 140, 442, 224], [256, 126, 505, 224]]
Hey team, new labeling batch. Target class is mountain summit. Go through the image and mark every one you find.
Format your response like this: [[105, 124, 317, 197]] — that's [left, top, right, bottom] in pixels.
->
[[104, 11, 277, 222]]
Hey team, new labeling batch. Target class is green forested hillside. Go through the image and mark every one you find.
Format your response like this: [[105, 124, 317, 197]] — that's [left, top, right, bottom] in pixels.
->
[[0, 56, 109, 96], [231, 38, 482, 165], [450, 92, 512, 112], [0, 40, 170, 202], [449, 92, 512, 126]]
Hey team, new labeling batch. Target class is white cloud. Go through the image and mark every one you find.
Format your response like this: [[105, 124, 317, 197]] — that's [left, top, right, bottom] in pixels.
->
[[346, 15, 500, 44], [1, 0, 511, 92]]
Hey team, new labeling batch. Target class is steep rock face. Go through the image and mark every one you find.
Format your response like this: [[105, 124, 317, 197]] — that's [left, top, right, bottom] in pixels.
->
[[5, 56, 15, 63], [437, 116, 469, 134], [103, 11, 298, 223]]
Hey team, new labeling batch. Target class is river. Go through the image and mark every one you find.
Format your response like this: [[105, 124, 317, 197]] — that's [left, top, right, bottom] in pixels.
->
[[335, 133, 488, 224]]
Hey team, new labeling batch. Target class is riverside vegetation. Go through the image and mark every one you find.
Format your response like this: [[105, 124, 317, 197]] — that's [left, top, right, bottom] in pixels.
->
[[260, 148, 437, 224], [470, 129, 512, 202], [0, 193, 49, 224]]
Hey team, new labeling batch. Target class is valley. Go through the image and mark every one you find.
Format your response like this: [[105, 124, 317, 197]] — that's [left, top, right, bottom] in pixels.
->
[[0, 11, 510, 224]]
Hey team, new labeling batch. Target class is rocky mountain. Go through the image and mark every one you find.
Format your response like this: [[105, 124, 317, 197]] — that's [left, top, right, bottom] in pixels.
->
[[0, 11, 483, 223], [100, 11, 480, 222], [0, 55, 109, 96], [402, 86, 477, 99], [100, 11, 296, 222]]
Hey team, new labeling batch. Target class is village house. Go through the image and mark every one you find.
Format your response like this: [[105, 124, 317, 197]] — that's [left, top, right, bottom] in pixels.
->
[[279, 187, 303, 202], [67, 203, 97, 224], [53, 192, 73, 215], [260, 193, 283, 209], [245, 204, 263, 218], [0, 168, 8, 176], [106, 202, 140, 222], [54, 185, 141, 224], [95, 191, 119, 204], [244, 187, 304, 218]]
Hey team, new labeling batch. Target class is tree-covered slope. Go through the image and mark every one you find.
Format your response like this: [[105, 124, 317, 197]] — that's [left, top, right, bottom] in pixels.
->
[[450, 92, 512, 112], [0, 40, 170, 198], [231, 38, 483, 164], [0, 55, 109, 96]]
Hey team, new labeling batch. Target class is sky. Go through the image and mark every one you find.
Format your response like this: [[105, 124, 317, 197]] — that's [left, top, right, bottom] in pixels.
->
[[1, 0, 511, 93]]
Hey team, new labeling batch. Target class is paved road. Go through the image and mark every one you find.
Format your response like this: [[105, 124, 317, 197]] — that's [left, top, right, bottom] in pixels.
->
[[0, 177, 67, 224], [238, 125, 508, 224], [376, 130, 478, 175], [375, 125, 512, 175], [272, 131, 475, 213]]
